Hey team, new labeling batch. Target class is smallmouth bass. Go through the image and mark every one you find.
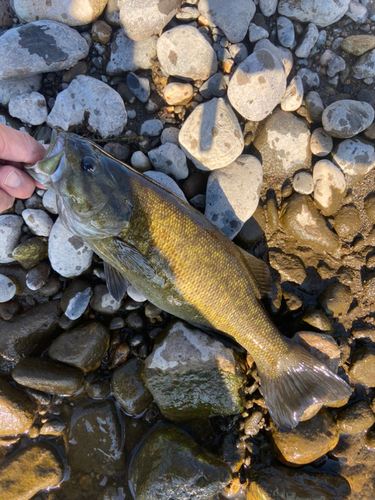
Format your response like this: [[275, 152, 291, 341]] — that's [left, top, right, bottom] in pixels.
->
[[26, 130, 351, 428]]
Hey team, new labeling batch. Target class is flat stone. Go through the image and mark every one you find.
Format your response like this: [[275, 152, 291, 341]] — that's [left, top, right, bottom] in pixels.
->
[[336, 400, 375, 434], [228, 49, 286, 121], [353, 49, 375, 79], [49, 321, 110, 373], [278, 0, 350, 27], [198, 0, 255, 42], [313, 159, 346, 216], [322, 100, 374, 138], [157, 25, 217, 81], [107, 31, 157, 74], [47, 75, 127, 138], [205, 155, 262, 239], [148, 143, 189, 180], [0, 443, 63, 500], [0, 215, 23, 264], [281, 75, 304, 112], [21, 208, 53, 237], [331, 137, 375, 187], [119, 0, 182, 41], [0, 377, 34, 437], [311, 128, 333, 156], [179, 97, 244, 171], [0, 20, 89, 79], [349, 346, 375, 386], [0, 74, 42, 106]]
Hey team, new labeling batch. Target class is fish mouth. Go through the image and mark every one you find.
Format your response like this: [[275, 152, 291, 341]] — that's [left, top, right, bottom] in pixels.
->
[[25, 128, 65, 187]]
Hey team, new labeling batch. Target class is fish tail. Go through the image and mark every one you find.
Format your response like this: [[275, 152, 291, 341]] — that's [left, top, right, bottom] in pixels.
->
[[258, 341, 351, 429]]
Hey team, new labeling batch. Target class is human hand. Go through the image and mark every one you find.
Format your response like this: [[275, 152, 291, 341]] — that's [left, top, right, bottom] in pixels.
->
[[0, 123, 47, 213]]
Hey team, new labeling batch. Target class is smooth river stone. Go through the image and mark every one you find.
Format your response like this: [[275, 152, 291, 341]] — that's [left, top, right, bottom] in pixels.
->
[[178, 97, 244, 171], [341, 35, 375, 56], [107, 31, 157, 74], [278, 0, 350, 27], [227, 49, 286, 121], [254, 39, 294, 76], [331, 138, 375, 187], [0, 377, 34, 437], [313, 159, 346, 216], [352, 49, 375, 79], [322, 100, 374, 138], [0, 214, 23, 264]]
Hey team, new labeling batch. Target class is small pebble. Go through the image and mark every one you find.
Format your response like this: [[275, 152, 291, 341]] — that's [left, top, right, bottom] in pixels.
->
[[310, 128, 333, 156], [293, 171, 313, 194]]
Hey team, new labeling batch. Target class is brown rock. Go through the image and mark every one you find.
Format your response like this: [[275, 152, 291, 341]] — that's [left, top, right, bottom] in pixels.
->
[[341, 35, 375, 56], [336, 400, 375, 434], [349, 346, 375, 386], [91, 20, 112, 44], [292, 331, 341, 372], [0, 378, 34, 437], [318, 281, 352, 317]]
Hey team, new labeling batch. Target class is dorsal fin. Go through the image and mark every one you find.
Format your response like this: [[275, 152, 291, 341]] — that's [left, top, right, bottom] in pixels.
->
[[104, 262, 128, 302], [237, 247, 273, 298]]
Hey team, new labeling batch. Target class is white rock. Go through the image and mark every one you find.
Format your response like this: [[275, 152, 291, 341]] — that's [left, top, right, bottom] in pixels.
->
[[48, 217, 93, 277], [8, 92, 47, 126], [65, 287, 93, 320], [140, 119, 163, 137], [0, 20, 89, 79], [161, 127, 180, 146], [205, 155, 262, 239], [278, 0, 351, 27], [144, 171, 187, 201], [0, 274, 17, 303], [22, 209, 53, 237], [0, 75, 42, 106], [310, 128, 333, 156], [277, 16, 295, 48], [107, 31, 157, 74], [295, 23, 319, 59], [322, 100, 374, 138], [281, 75, 304, 111], [42, 190, 58, 214], [157, 25, 217, 81], [131, 151, 151, 172], [332, 138, 375, 187], [346, 0, 368, 22], [228, 49, 286, 121], [254, 39, 294, 76], [178, 97, 244, 171], [119, 0, 182, 41], [259, 0, 278, 15], [198, 0, 255, 43], [0, 215, 23, 264], [47, 75, 127, 138], [127, 284, 147, 303], [148, 143, 189, 181], [313, 159, 346, 215], [248, 23, 269, 42], [293, 171, 314, 194], [126, 72, 150, 103]]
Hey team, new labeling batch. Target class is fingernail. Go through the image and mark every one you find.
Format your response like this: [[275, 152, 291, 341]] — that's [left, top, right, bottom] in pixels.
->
[[4, 170, 22, 189]]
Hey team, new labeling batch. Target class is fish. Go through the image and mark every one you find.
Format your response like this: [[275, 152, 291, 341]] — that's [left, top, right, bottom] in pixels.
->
[[26, 129, 351, 428]]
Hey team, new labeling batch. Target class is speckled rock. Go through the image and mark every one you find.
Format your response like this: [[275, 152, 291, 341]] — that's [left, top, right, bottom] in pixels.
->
[[90, 284, 122, 314], [198, 0, 255, 42], [228, 49, 286, 121], [277, 16, 296, 48], [0, 74, 42, 106], [91, 19, 113, 44], [341, 35, 375, 56], [253, 109, 311, 181], [119, 0, 182, 41], [269, 249, 307, 284], [353, 49, 375, 79], [270, 409, 340, 465], [280, 194, 340, 254], [48, 217, 93, 277], [144, 171, 187, 201], [148, 143, 189, 180], [292, 331, 341, 373], [322, 100, 374, 138], [107, 31, 157, 74], [349, 346, 375, 386], [129, 425, 232, 500], [0, 20, 89, 79], [311, 128, 333, 156], [313, 159, 346, 216], [333, 205, 361, 239], [0, 377, 34, 437], [12, 237, 48, 270], [281, 75, 304, 111], [179, 97, 244, 171], [21, 208, 53, 237], [144, 321, 245, 420], [205, 155, 262, 240], [0, 215, 23, 264], [336, 401, 375, 434], [157, 25, 217, 81], [278, 0, 350, 27], [47, 75, 127, 138], [331, 138, 375, 188]]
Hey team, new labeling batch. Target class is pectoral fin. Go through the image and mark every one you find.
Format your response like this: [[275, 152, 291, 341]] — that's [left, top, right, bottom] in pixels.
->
[[238, 247, 273, 298], [113, 238, 156, 280], [104, 262, 129, 302]]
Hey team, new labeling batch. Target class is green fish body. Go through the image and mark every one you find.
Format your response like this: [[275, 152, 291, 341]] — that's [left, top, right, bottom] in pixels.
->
[[27, 130, 351, 428]]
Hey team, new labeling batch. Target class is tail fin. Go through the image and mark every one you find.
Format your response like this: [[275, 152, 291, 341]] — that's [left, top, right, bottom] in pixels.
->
[[258, 341, 351, 429]]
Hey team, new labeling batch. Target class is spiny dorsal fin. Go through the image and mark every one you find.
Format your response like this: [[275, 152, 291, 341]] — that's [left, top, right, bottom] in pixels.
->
[[237, 247, 273, 298], [104, 261, 128, 302]]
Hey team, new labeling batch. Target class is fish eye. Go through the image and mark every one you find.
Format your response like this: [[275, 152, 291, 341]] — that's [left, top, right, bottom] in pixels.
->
[[81, 156, 97, 173]]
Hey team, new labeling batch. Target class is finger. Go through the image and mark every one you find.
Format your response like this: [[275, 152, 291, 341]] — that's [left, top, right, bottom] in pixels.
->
[[0, 189, 15, 213], [0, 124, 46, 164], [0, 165, 38, 200]]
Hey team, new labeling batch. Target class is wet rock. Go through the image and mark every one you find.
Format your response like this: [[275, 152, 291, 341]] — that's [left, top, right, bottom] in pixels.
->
[[0, 274, 17, 303], [269, 249, 307, 284], [12, 357, 84, 395], [40, 418, 66, 436], [179, 97, 244, 171], [310, 128, 333, 156], [90, 284, 122, 314], [205, 155, 262, 240], [349, 346, 375, 386], [129, 424, 232, 500], [148, 143, 189, 180], [0, 301, 59, 364], [270, 409, 340, 465], [333, 205, 361, 239], [336, 400, 375, 434], [49, 321, 110, 373], [365, 193, 375, 222], [0, 377, 34, 437], [253, 109, 311, 182], [119, 0, 182, 41], [112, 358, 153, 416], [295, 23, 319, 58], [164, 82, 194, 105], [12, 237, 48, 270], [280, 194, 340, 254], [68, 399, 124, 476], [21, 208, 53, 237], [60, 280, 93, 320], [0, 74, 42, 106], [47, 75, 127, 138], [313, 160, 346, 216], [0, 215, 23, 264], [144, 321, 245, 420], [157, 25, 217, 81], [235, 205, 266, 245], [198, 0, 255, 42], [293, 171, 313, 195], [84, 372, 111, 399], [277, 16, 296, 48], [107, 31, 157, 74], [281, 75, 304, 112], [247, 466, 351, 500], [292, 331, 341, 372], [48, 217, 93, 278], [144, 171, 187, 200], [331, 138, 375, 188], [0, 20, 89, 79], [227, 49, 286, 121], [277, 0, 350, 27], [322, 100, 374, 138], [0, 442, 63, 500], [353, 49, 375, 79]]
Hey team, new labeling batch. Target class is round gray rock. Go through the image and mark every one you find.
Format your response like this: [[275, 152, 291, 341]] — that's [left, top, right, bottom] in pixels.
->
[[157, 25, 217, 81], [313, 160, 346, 215], [0, 214, 23, 264], [278, 0, 350, 27], [0, 74, 41, 106], [353, 49, 375, 80], [179, 97, 244, 171], [322, 100, 374, 138], [228, 49, 286, 121], [21, 208, 53, 237], [310, 128, 333, 156], [293, 171, 313, 195], [107, 31, 157, 75], [148, 143, 189, 181], [331, 138, 375, 187], [9, 91, 47, 126], [277, 16, 295, 48]]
